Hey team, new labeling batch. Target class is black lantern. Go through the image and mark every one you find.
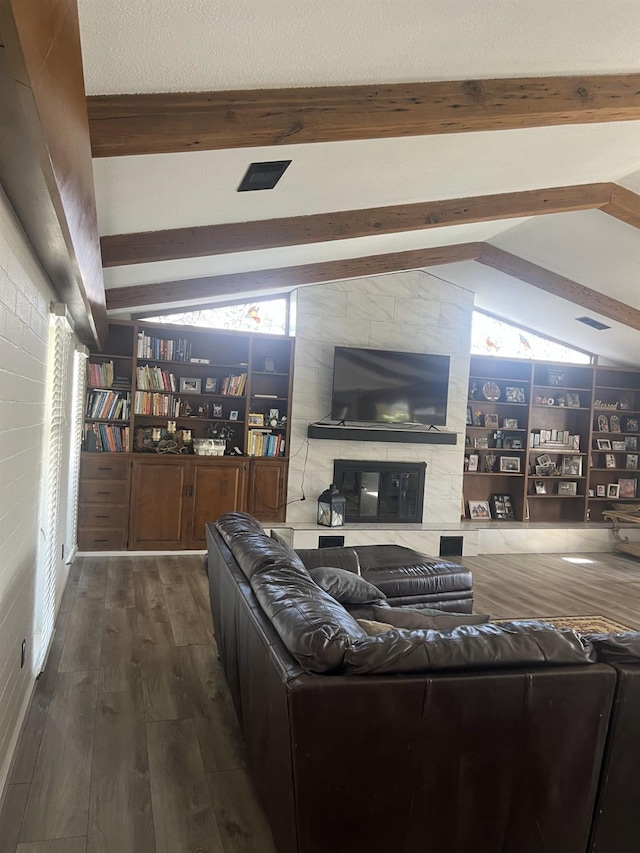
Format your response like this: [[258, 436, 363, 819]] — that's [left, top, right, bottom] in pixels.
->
[[317, 483, 347, 527]]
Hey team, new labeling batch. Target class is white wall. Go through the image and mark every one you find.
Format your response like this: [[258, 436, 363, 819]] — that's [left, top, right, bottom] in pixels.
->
[[287, 270, 474, 524], [0, 186, 75, 794]]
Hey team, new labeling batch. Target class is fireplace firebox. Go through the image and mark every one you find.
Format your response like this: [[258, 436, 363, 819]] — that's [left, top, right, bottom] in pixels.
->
[[333, 460, 426, 523]]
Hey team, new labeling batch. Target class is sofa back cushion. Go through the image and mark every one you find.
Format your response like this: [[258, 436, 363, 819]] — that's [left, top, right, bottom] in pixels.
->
[[216, 513, 367, 674], [296, 546, 361, 575]]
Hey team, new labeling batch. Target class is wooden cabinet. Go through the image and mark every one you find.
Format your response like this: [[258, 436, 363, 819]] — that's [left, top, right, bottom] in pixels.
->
[[187, 459, 249, 547], [79, 319, 293, 551], [128, 457, 250, 550], [78, 454, 130, 550], [248, 458, 287, 522]]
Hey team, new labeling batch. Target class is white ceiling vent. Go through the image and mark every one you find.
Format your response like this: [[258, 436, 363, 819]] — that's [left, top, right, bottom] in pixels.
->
[[237, 160, 291, 192]]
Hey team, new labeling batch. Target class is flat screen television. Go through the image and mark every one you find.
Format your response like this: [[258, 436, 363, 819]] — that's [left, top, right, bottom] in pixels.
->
[[330, 347, 450, 426]]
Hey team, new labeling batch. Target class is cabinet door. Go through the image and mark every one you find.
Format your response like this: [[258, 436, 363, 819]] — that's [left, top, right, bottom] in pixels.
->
[[187, 459, 249, 548], [129, 460, 188, 549], [248, 459, 287, 522]]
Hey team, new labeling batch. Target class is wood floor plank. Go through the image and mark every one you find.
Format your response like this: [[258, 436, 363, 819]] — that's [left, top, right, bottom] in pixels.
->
[[99, 608, 141, 693], [0, 783, 29, 852], [16, 839, 87, 853], [155, 556, 184, 587], [105, 557, 135, 609], [146, 719, 224, 853], [208, 769, 277, 853], [132, 556, 158, 573], [137, 621, 191, 722], [179, 644, 246, 773], [133, 569, 169, 623], [20, 672, 98, 843], [163, 572, 211, 646], [58, 597, 105, 673], [76, 559, 108, 600], [87, 689, 154, 853]]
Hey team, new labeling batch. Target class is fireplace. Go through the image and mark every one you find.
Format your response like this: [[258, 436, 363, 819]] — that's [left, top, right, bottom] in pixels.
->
[[333, 460, 426, 523]]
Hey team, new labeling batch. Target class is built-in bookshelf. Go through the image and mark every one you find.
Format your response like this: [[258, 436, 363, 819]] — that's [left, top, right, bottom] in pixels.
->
[[464, 356, 640, 524]]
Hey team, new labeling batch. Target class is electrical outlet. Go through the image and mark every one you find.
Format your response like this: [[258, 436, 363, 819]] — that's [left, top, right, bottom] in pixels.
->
[[21, 639, 26, 668]]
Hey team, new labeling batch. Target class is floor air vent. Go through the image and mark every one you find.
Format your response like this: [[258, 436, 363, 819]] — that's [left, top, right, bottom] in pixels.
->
[[237, 160, 291, 192], [576, 316, 611, 331]]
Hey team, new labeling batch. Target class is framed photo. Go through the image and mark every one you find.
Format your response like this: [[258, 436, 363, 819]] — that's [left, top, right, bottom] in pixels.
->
[[499, 456, 521, 473], [619, 478, 637, 499], [248, 413, 264, 426], [596, 439, 612, 451], [610, 415, 621, 433], [626, 436, 638, 451], [179, 377, 201, 394], [229, 410, 239, 421], [547, 368, 565, 386], [561, 456, 582, 476], [505, 386, 525, 403], [626, 454, 638, 469], [467, 454, 479, 472], [474, 437, 489, 449], [472, 411, 483, 426], [536, 453, 552, 467], [468, 500, 491, 520], [484, 413, 499, 428], [597, 484, 606, 497], [466, 406, 473, 426], [212, 403, 223, 418], [490, 494, 515, 519], [612, 440, 626, 451], [558, 481, 577, 496], [536, 465, 552, 476], [608, 483, 620, 499], [264, 356, 276, 373], [534, 480, 547, 494], [597, 415, 609, 432], [566, 392, 581, 408], [625, 418, 639, 433], [204, 377, 218, 393], [503, 418, 519, 429], [588, 488, 595, 497], [605, 454, 617, 469], [619, 397, 631, 410]]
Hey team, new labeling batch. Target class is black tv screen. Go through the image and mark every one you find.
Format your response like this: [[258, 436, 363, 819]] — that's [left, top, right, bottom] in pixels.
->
[[331, 347, 450, 426]]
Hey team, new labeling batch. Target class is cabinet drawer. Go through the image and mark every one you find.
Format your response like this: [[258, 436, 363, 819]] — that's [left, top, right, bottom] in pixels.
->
[[81, 455, 130, 480], [78, 505, 127, 529], [80, 480, 129, 504], [78, 529, 126, 551]]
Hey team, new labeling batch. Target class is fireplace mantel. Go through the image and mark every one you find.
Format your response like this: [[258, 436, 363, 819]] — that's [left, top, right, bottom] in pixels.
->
[[307, 422, 457, 444]]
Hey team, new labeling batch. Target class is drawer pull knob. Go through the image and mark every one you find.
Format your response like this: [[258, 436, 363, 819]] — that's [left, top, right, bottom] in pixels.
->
[[96, 515, 108, 518]]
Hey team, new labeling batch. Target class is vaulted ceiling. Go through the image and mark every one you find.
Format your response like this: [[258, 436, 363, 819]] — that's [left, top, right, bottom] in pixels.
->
[[76, 0, 640, 364]]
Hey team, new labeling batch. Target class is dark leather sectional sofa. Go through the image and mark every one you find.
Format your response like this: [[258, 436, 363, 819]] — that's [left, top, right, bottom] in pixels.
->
[[206, 512, 640, 853]]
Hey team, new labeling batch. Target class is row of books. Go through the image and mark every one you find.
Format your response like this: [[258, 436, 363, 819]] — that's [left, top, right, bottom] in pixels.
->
[[84, 423, 129, 452], [248, 429, 285, 457], [529, 430, 580, 449], [136, 365, 177, 392], [134, 391, 183, 417], [86, 390, 131, 420], [137, 332, 193, 362], [88, 360, 114, 387], [221, 373, 247, 396]]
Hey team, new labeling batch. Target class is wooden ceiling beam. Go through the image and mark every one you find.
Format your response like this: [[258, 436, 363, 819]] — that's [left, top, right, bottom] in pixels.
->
[[88, 74, 640, 158], [602, 184, 640, 230], [105, 243, 482, 310], [478, 244, 640, 331], [100, 183, 611, 268]]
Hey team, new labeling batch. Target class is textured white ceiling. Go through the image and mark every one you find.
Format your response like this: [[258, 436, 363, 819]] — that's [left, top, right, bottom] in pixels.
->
[[77, 0, 640, 366], [94, 122, 640, 235], [78, 0, 640, 95]]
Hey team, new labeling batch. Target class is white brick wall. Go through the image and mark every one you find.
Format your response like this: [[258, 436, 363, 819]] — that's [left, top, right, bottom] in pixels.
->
[[287, 271, 474, 524], [0, 186, 74, 793]]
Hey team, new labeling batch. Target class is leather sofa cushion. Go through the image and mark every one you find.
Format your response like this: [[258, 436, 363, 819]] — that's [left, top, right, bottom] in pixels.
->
[[587, 631, 640, 665], [296, 547, 361, 574], [309, 567, 385, 605], [355, 545, 472, 598], [343, 620, 597, 675], [372, 604, 489, 631]]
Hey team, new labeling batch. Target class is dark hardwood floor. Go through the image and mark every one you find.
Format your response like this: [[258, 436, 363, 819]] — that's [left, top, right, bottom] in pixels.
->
[[2, 547, 640, 852]]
